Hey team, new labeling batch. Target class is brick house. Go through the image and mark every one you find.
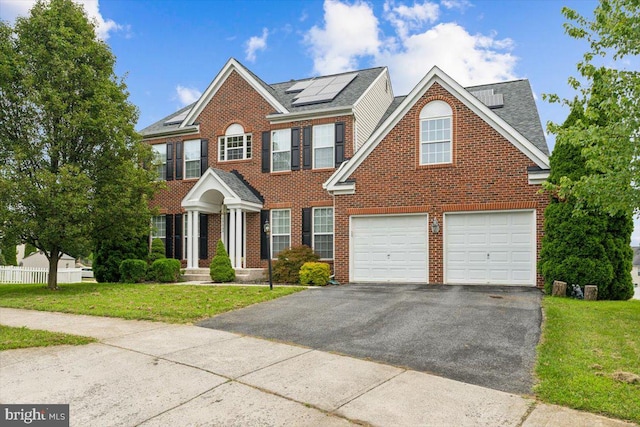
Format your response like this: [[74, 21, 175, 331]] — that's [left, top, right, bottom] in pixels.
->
[[141, 58, 550, 286]]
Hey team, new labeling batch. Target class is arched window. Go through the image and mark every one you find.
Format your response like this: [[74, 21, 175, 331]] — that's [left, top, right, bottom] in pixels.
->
[[218, 123, 252, 161], [419, 101, 452, 165]]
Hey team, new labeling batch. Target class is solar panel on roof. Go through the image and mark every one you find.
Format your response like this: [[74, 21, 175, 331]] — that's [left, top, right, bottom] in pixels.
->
[[470, 89, 504, 108], [292, 72, 358, 106], [285, 80, 313, 93], [163, 110, 189, 125]]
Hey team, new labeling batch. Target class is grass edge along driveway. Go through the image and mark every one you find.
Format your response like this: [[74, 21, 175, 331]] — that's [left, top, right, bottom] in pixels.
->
[[1, 325, 96, 351], [535, 296, 640, 424], [0, 282, 305, 324]]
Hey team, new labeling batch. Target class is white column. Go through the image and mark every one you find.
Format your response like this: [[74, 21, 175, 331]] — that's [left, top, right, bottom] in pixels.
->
[[229, 208, 236, 268], [234, 209, 242, 269], [221, 208, 226, 249], [186, 210, 194, 269], [242, 212, 247, 269], [192, 212, 199, 268]]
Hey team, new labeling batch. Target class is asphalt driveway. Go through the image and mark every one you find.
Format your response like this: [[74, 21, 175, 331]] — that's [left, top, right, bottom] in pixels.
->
[[198, 284, 543, 395]]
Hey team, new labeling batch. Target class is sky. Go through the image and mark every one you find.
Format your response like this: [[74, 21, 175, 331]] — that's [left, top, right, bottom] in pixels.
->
[[2, 0, 637, 241]]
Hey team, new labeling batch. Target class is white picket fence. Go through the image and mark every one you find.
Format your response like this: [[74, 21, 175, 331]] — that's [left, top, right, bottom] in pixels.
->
[[0, 266, 83, 284]]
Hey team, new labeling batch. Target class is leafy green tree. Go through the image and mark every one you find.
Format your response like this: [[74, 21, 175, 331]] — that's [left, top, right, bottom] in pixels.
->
[[540, 103, 634, 299], [0, 241, 17, 266], [0, 0, 158, 289], [210, 240, 235, 283], [544, 0, 640, 215]]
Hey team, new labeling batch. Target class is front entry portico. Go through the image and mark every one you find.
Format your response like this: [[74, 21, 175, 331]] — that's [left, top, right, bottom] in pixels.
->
[[181, 168, 263, 273]]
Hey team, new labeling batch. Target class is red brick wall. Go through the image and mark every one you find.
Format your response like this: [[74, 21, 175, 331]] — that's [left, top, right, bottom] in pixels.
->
[[147, 70, 351, 269], [333, 82, 548, 286]]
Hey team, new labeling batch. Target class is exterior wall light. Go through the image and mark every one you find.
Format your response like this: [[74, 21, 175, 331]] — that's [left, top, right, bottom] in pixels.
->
[[431, 217, 440, 234]]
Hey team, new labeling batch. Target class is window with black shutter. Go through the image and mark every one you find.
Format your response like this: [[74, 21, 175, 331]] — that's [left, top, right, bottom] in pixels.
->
[[199, 213, 208, 259], [174, 214, 182, 259]]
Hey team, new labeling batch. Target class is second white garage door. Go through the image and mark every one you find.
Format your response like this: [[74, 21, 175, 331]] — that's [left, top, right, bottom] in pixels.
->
[[445, 211, 535, 286], [351, 215, 428, 283]]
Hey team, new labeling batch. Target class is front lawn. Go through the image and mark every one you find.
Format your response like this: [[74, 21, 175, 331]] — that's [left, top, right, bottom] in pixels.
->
[[536, 297, 640, 423], [0, 282, 305, 324], [0, 325, 96, 350]]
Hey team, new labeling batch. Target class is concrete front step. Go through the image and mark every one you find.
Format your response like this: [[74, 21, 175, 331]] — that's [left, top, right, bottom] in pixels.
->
[[183, 268, 266, 283]]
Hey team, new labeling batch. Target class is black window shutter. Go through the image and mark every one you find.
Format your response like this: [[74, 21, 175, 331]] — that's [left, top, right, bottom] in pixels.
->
[[166, 143, 174, 181], [260, 210, 269, 259], [302, 126, 312, 170], [199, 213, 208, 259], [174, 213, 183, 260], [291, 127, 300, 171], [302, 208, 312, 247], [261, 131, 270, 173], [335, 122, 345, 166], [175, 141, 183, 180], [165, 214, 173, 258], [200, 139, 208, 175]]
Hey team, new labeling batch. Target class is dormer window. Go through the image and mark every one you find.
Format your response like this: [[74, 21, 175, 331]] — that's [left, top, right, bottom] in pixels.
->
[[419, 101, 452, 165], [219, 123, 252, 161]]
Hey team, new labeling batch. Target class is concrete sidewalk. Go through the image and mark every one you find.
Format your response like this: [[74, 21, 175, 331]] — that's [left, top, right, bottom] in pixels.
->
[[0, 308, 635, 427]]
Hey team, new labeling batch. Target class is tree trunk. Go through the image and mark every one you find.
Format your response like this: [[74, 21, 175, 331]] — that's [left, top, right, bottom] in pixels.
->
[[47, 251, 60, 290], [552, 280, 567, 297], [584, 285, 598, 301]]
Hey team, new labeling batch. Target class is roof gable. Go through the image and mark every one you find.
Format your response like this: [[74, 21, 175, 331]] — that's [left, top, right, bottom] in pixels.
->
[[325, 66, 550, 193], [180, 58, 289, 128]]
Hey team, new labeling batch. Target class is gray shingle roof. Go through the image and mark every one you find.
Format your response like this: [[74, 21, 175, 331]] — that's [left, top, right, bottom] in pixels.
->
[[210, 168, 263, 205], [269, 67, 387, 113], [466, 79, 549, 154], [139, 103, 195, 137]]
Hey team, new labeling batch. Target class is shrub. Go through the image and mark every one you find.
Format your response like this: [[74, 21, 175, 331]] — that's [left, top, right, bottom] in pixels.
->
[[119, 259, 148, 283], [299, 262, 331, 286], [94, 235, 148, 283], [148, 238, 166, 263], [149, 258, 181, 283], [272, 245, 319, 284], [210, 240, 235, 283]]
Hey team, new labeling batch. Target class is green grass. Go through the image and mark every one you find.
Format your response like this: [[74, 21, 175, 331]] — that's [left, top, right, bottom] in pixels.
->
[[536, 297, 640, 423], [0, 282, 305, 324], [1, 325, 96, 350]]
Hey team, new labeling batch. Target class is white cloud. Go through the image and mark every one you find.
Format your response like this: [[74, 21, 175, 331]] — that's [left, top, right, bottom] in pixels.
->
[[441, 0, 472, 11], [304, 0, 518, 93], [245, 28, 269, 62], [0, 0, 123, 40], [304, 0, 380, 75], [175, 85, 202, 106], [384, 0, 439, 40]]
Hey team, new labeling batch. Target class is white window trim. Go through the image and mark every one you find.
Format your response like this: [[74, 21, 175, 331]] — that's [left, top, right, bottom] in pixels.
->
[[151, 215, 166, 244], [313, 123, 335, 169], [152, 144, 167, 181], [271, 129, 291, 172], [218, 133, 252, 162], [184, 139, 201, 179], [270, 209, 291, 259], [312, 207, 334, 260], [419, 101, 452, 166]]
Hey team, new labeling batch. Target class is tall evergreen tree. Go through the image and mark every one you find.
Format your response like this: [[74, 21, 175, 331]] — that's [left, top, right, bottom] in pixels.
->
[[0, 0, 158, 289], [540, 87, 633, 299]]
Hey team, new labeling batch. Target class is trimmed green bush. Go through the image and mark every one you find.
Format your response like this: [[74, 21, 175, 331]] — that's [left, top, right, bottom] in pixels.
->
[[94, 235, 148, 283], [119, 259, 148, 283], [210, 240, 235, 283], [299, 262, 331, 286], [149, 258, 181, 283], [148, 238, 166, 263], [272, 245, 320, 284]]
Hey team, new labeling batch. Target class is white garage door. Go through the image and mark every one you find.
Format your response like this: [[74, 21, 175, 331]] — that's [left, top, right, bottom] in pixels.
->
[[351, 215, 428, 283], [445, 211, 535, 286]]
